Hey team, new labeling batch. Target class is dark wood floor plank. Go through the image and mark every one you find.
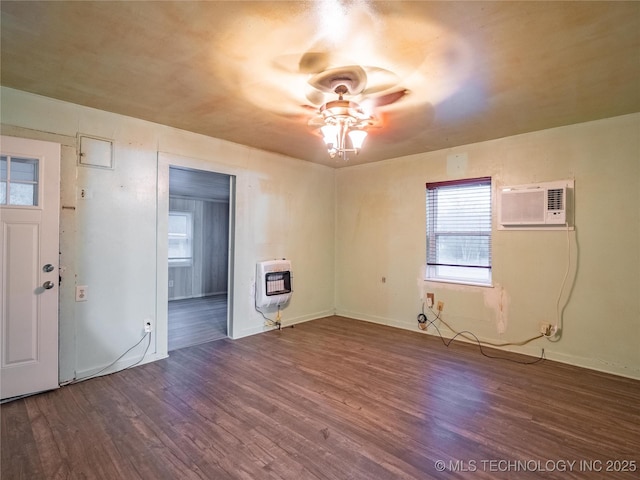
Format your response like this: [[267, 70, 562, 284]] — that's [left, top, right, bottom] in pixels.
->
[[168, 294, 228, 351], [0, 400, 46, 479], [2, 316, 639, 479], [82, 373, 233, 480]]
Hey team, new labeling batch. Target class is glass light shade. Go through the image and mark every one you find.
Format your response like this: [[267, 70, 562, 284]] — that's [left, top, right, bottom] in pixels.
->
[[348, 130, 368, 150], [321, 125, 338, 145]]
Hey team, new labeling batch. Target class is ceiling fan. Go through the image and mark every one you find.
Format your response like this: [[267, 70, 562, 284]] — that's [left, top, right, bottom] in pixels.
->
[[301, 63, 409, 159]]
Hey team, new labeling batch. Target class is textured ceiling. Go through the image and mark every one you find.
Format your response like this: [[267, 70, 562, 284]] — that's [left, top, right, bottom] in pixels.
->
[[1, 1, 639, 168]]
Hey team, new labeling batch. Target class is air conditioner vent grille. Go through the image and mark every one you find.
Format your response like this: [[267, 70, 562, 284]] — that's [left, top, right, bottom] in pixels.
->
[[547, 188, 564, 211]]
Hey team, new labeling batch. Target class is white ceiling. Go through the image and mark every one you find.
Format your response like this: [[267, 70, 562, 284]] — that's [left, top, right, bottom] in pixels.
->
[[1, 1, 639, 167]]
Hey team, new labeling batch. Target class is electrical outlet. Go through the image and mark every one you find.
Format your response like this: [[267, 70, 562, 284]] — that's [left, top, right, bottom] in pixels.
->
[[539, 322, 552, 336], [144, 321, 152, 333], [75, 285, 88, 302], [437, 301, 444, 312], [426, 293, 435, 307]]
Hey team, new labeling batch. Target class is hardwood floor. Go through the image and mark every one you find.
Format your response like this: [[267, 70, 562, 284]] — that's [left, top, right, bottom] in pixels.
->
[[168, 295, 227, 351], [2, 316, 639, 479]]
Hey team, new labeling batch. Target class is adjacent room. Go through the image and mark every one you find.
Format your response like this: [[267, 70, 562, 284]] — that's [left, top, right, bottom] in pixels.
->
[[167, 166, 231, 351], [1, 2, 638, 479]]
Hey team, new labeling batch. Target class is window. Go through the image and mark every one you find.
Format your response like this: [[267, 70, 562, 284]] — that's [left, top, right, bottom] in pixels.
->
[[1, 155, 39, 206], [426, 177, 492, 285], [168, 211, 193, 266]]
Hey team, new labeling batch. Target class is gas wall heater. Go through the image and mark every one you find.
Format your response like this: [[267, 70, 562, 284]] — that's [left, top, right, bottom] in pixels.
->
[[498, 179, 573, 229], [256, 259, 292, 308]]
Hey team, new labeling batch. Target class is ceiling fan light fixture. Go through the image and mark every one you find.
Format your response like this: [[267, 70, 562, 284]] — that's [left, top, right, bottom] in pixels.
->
[[347, 129, 367, 150], [321, 124, 339, 157], [316, 93, 375, 160], [321, 124, 338, 145]]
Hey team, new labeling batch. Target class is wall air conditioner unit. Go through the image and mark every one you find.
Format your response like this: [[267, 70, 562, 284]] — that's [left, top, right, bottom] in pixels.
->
[[498, 180, 573, 230]]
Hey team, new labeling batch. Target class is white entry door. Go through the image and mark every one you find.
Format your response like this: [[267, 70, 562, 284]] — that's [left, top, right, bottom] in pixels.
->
[[1, 136, 60, 400]]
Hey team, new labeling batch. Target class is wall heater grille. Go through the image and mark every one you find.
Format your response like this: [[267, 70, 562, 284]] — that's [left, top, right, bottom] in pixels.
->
[[256, 259, 292, 308]]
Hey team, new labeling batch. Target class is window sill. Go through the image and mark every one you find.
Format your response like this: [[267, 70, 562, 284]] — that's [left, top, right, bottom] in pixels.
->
[[425, 278, 493, 288], [169, 261, 193, 268]]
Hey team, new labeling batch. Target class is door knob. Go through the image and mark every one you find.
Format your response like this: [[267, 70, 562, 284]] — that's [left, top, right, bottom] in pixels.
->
[[43, 281, 55, 290]]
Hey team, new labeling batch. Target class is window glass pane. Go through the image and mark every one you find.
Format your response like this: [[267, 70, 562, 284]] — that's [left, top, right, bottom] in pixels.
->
[[168, 214, 188, 236], [435, 235, 490, 267], [10, 183, 37, 206], [1, 157, 40, 206], [168, 238, 191, 259], [0, 157, 6, 204], [11, 158, 38, 182], [168, 211, 193, 265]]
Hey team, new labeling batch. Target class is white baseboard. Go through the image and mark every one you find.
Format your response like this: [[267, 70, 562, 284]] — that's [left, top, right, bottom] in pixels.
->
[[335, 309, 640, 381], [73, 351, 168, 382], [232, 309, 335, 339]]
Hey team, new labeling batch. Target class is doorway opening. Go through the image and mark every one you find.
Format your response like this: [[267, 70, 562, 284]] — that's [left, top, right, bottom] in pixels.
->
[[167, 166, 232, 351]]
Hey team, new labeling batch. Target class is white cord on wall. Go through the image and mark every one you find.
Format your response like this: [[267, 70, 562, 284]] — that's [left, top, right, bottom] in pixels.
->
[[552, 223, 573, 337]]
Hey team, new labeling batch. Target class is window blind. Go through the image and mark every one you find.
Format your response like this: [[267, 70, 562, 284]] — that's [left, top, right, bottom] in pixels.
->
[[426, 177, 492, 269]]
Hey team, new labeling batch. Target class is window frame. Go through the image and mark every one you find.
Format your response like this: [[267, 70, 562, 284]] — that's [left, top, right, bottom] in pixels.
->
[[425, 177, 493, 286], [1, 155, 40, 207], [168, 210, 194, 267]]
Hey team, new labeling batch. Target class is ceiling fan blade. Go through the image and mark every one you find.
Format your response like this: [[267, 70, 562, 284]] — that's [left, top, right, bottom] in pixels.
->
[[294, 104, 323, 127], [298, 51, 331, 74], [271, 51, 332, 74], [307, 115, 326, 127], [304, 86, 326, 106], [360, 66, 401, 95], [369, 88, 409, 107]]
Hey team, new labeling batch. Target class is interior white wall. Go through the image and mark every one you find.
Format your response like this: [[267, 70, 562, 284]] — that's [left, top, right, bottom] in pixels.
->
[[335, 113, 640, 379], [2, 86, 638, 382], [1, 87, 336, 383]]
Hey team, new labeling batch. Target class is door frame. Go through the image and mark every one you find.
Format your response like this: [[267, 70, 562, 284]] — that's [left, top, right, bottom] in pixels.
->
[[156, 152, 237, 356]]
